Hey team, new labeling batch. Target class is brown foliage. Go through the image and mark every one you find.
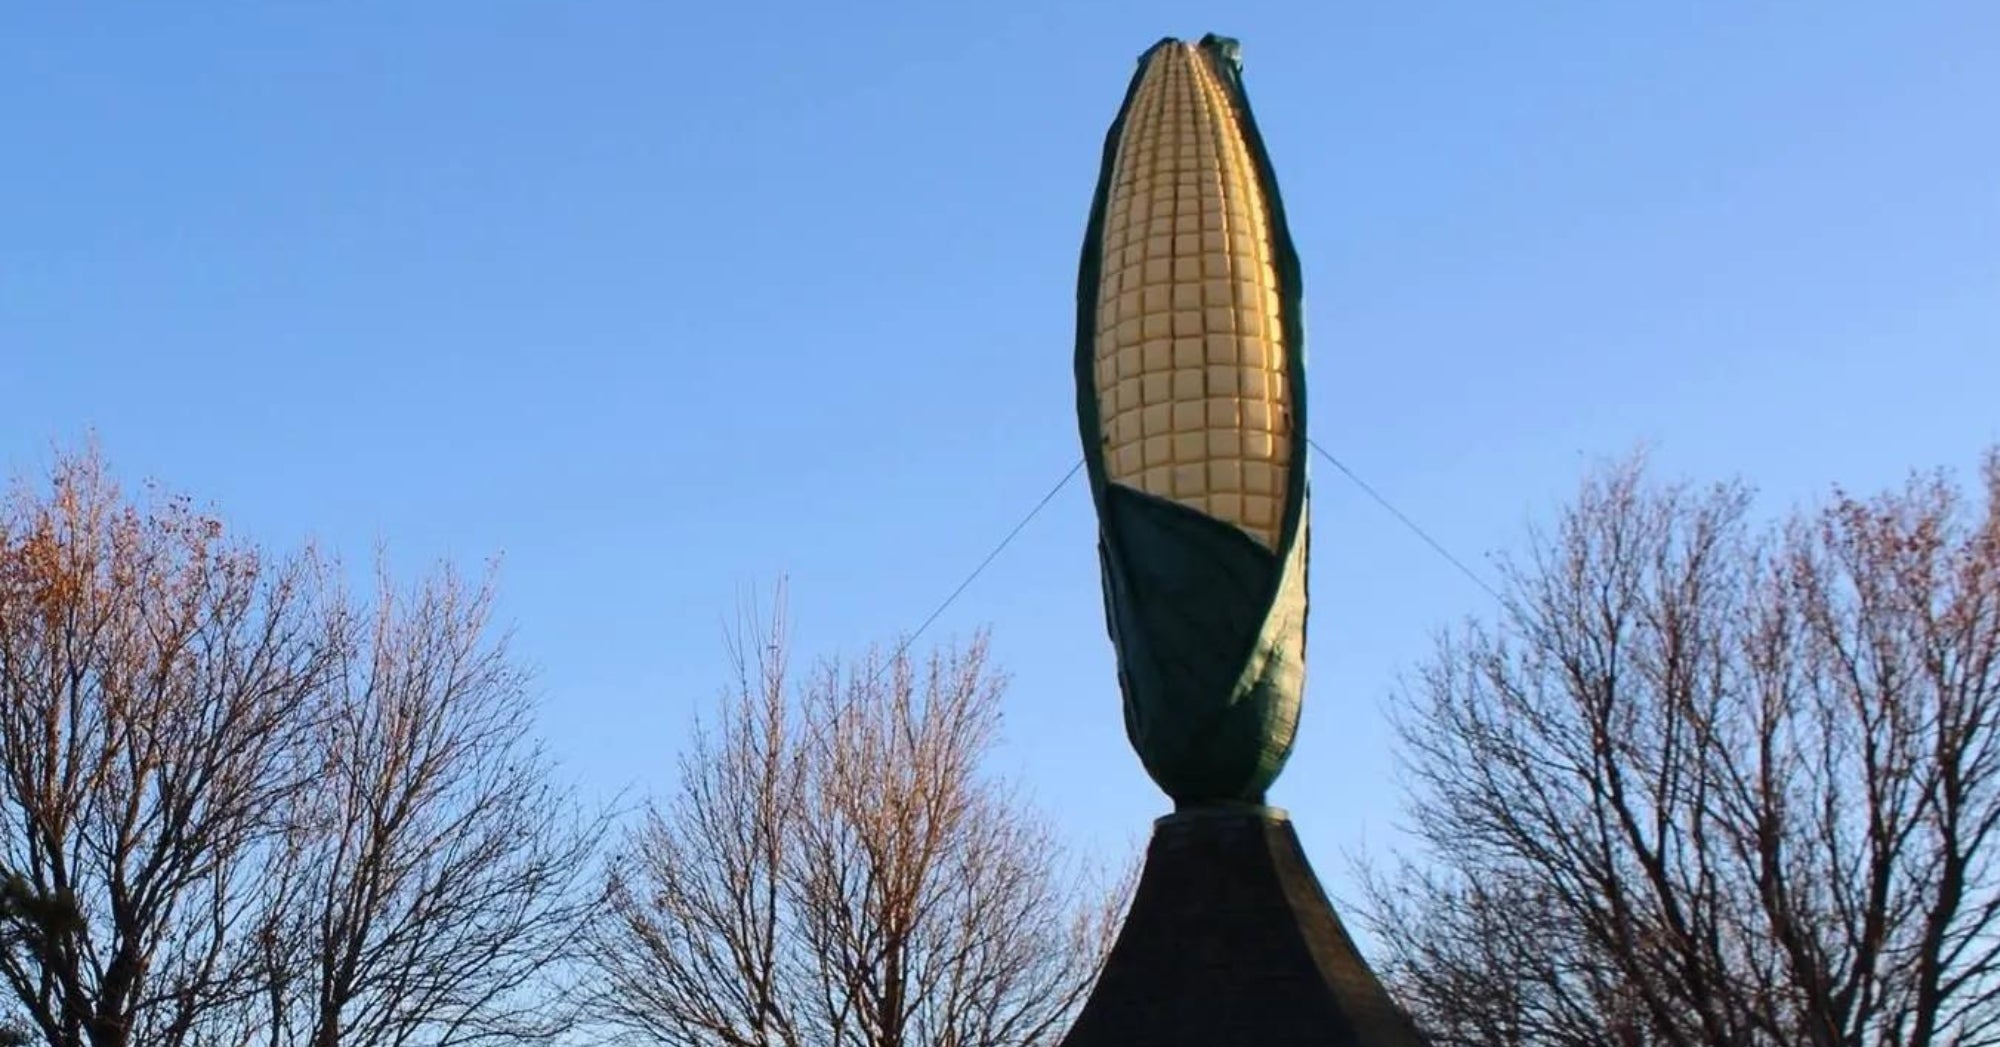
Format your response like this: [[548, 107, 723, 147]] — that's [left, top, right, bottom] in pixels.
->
[[0, 449, 600, 1047], [1360, 449, 2000, 1047], [586, 600, 1124, 1047]]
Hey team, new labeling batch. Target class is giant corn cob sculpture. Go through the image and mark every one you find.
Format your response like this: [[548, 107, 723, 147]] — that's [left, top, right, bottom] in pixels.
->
[[1076, 34, 1309, 807], [1059, 39, 1429, 1047]]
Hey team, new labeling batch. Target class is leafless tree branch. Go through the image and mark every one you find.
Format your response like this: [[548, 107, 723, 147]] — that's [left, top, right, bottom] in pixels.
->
[[1359, 448, 2000, 1047], [585, 596, 1124, 1047]]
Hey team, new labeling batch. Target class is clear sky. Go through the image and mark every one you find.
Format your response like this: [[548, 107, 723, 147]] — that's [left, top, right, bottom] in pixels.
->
[[5, 2, 1997, 946]]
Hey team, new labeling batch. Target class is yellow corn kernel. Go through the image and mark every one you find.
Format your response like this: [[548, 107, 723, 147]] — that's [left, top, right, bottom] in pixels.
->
[[1093, 41, 1292, 549]]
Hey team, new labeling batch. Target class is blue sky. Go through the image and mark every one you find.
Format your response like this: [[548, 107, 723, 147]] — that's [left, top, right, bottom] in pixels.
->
[[5, 1, 1997, 942]]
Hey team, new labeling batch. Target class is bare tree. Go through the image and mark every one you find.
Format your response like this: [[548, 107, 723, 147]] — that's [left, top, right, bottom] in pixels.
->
[[586, 605, 1123, 1047], [1359, 448, 2000, 1047], [0, 448, 603, 1047], [0, 451, 340, 1047], [243, 564, 604, 1047]]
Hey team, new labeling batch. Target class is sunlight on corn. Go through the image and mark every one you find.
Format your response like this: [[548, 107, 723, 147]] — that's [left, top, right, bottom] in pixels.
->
[[1091, 41, 1293, 550]]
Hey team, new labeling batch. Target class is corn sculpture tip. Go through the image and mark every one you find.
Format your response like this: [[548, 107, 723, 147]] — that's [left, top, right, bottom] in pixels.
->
[[1076, 34, 1309, 808]]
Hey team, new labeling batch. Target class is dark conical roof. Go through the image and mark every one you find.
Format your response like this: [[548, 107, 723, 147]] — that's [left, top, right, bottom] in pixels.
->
[[1058, 808, 1428, 1047]]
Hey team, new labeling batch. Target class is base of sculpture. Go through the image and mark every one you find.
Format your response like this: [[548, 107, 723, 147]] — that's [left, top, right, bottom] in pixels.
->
[[1058, 806, 1427, 1047]]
